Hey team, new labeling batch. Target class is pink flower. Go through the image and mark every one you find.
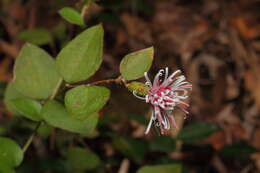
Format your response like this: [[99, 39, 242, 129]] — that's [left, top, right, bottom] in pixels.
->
[[133, 67, 192, 135]]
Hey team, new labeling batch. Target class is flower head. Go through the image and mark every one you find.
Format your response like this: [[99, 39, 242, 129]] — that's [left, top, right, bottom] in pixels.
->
[[133, 67, 192, 135]]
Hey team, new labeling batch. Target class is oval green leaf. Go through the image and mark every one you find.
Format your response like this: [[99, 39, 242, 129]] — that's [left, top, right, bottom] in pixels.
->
[[67, 147, 100, 171], [112, 137, 147, 163], [0, 137, 23, 167], [0, 162, 15, 173], [11, 98, 42, 121], [59, 7, 85, 26], [177, 122, 219, 143], [4, 82, 26, 114], [18, 28, 52, 45], [65, 85, 110, 119], [41, 100, 98, 134], [120, 47, 154, 80], [137, 164, 182, 173], [149, 136, 176, 153], [219, 142, 258, 160], [13, 43, 62, 99], [56, 25, 104, 83]]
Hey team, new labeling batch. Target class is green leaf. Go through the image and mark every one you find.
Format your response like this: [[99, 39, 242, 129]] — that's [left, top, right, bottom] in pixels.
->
[[67, 147, 100, 171], [41, 100, 98, 134], [0, 127, 7, 136], [120, 47, 154, 80], [149, 136, 176, 153], [127, 113, 147, 124], [112, 137, 147, 163], [56, 24, 103, 83], [52, 23, 67, 41], [4, 82, 26, 114], [177, 122, 219, 143], [37, 124, 53, 138], [65, 85, 110, 119], [58, 7, 85, 26], [0, 162, 15, 173], [127, 81, 149, 96], [220, 142, 258, 160], [11, 98, 42, 121], [13, 43, 62, 99], [137, 164, 182, 173], [18, 28, 52, 45], [0, 137, 23, 168]]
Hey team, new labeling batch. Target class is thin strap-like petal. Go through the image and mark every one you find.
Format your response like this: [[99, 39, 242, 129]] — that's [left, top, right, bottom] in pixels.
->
[[153, 69, 164, 87], [145, 111, 154, 135], [169, 115, 178, 129], [133, 91, 146, 100], [162, 70, 181, 87], [144, 72, 152, 87], [163, 67, 169, 83]]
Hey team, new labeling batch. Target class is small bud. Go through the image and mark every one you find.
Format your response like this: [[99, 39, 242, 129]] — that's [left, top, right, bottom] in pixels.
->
[[127, 82, 149, 96]]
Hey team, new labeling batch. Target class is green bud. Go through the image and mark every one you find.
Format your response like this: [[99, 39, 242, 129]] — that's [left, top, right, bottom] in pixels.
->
[[127, 82, 149, 96]]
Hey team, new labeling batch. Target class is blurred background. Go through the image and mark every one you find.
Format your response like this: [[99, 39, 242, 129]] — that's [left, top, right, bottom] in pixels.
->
[[1, 0, 260, 172]]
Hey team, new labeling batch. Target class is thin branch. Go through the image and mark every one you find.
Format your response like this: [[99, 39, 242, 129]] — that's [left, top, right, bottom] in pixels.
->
[[80, 0, 93, 18], [118, 159, 130, 173], [49, 78, 63, 100], [0, 40, 19, 58], [23, 78, 63, 153], [90, 76, 122, 85], [66, 76, 127, 88], [80, 5, 88, 18], [22, 121, 42, 153]]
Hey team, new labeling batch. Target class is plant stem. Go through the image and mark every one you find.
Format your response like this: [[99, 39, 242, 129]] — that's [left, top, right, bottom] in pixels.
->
[[80, 5, 88, 18], [22, 121, 42, 153], [50, 78, 63, 100], [66, 76, 127, 88], [90, 76, 122, 85], [23, 79, 63, 153], [80, 0, 93, 18]]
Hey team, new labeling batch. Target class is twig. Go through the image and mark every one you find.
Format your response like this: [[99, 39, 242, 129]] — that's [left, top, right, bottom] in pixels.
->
[[211, 155, 228, 173], [90, 76, 123, 85], [0, 40, 19, 58], [118, 159, 130, 173], [80, 0, 93, 18], [23, 78, 63, 153], [22, 121, 42, 153], [49, 78, 63, 100], [81, 5, 89, 18], [66, 76, 127, 88]]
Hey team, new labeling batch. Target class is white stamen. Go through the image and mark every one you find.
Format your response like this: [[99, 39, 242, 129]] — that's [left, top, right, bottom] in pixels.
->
[[144, 72, 152, 87], [153, 69, 164, 86], [145, 112, 155, 134], [163, 107, 174, 111], [163, 115, 168, 129], [162, 70, 181, 87], [176, 95, 188, 99], [145, 81, 152, 87], [165, 116, 170, 130], [164, 67, 169, 83], [160, 104, 165, 109], [145, 95, 149, 103], [133, 91, 146, 100], [172, 81, 191, 90], [173, 76, 186, 86], [174, 89, 188, 97]]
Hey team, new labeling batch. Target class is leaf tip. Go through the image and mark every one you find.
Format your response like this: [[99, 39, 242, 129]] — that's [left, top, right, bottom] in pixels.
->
[[146, 46, 154, 59]]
